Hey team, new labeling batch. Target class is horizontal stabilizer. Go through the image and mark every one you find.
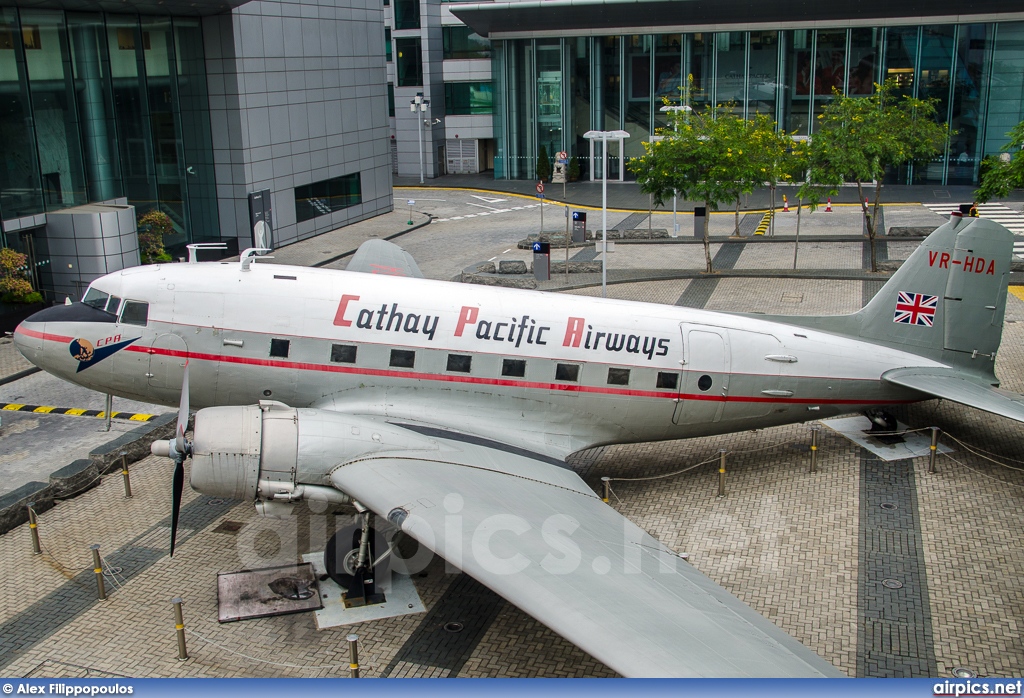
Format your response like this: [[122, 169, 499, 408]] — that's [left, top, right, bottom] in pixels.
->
[[882, 367, 1024, 423], [347, 238, 424, 278]]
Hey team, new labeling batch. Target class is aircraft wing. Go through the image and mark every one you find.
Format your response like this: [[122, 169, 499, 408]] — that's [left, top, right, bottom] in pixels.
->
[[346, 238, 425, 278], [330, 427, 843, 678], [882, 367, 1024, 422]]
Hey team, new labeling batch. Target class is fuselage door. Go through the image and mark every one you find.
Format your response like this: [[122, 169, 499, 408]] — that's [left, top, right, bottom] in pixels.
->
[[675, 324, 731, 424], [148, 333, 188, 390]]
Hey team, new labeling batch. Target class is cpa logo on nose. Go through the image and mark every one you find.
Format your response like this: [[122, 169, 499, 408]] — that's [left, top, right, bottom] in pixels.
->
[[70, 338, 94, 362], [68, 335, 140, 373]]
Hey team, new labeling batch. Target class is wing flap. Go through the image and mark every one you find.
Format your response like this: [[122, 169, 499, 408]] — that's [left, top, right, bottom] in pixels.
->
[[346, 238, 424, 278], [882, 367, 1024, 423], [330, 438, 842, 677]]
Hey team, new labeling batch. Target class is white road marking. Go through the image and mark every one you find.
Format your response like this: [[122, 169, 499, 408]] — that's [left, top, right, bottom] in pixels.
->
[[466, 202, 503, 211], [470, 195, 508, 204], [923, 202, 1024, 257]]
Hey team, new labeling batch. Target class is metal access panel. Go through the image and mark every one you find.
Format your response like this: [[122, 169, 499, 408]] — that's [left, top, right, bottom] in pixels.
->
[[217, 562, 322, 623]]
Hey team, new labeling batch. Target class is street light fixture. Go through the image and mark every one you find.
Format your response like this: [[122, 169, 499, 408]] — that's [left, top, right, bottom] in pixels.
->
[[583, 129, 630, 298], [410, 93, 430, 184], [659, 104, 692, 237]]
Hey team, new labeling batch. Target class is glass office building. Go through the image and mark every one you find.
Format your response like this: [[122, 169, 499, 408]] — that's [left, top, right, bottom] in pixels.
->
[[0, 8, 218, 250], [453, 2, 1024, 185]]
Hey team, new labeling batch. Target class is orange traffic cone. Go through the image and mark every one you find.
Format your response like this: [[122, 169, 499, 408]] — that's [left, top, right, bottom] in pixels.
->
[[825, 197, 832, 212], [782, 195, 789, 212]]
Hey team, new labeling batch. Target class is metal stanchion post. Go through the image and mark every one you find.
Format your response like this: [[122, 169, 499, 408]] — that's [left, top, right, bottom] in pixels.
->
[[601, 477, 610, 503], [810, 425, 820, 474], [172, 597, 188, 660], [120, 452, 132, 499], [27, 502, 41, 555], [347, 633, 360, 678], [90, 544, 106, 600], [718, 449, 727, 497], [104, 393, 112, 432], [928, 427, 940, 474]]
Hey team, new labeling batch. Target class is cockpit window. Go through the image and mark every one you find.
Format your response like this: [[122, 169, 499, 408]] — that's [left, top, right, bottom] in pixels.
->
[[120, 300, 149, 326], [105, 295, 121, 314], [82, 287, 110, 310]]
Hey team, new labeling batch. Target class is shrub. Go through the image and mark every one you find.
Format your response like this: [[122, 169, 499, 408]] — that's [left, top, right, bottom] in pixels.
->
[[537, 145, 551, 182], [137, 210, 174, 264], [568, 155, 580, 182], [0, 247, 37, 303]]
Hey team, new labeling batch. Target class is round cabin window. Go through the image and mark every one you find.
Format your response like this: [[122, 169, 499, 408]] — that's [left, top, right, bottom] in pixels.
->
[[697, 374, 713, 391]]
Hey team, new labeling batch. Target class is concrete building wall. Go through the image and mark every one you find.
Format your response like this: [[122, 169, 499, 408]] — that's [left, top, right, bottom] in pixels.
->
[[203, 0, 393, 250]]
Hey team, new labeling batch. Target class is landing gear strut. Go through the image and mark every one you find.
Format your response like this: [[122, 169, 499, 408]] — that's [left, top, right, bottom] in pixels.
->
[[324, 511, 387, 608]]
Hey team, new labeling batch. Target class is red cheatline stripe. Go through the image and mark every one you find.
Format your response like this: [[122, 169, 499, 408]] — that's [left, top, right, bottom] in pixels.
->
[[125, 344, 911, 407], [14, 325, 73, 343]]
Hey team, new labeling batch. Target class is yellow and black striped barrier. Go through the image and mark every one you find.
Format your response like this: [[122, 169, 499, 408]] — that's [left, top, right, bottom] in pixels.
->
[[754, 210, 773, 236], [1, 403, 158, 422]]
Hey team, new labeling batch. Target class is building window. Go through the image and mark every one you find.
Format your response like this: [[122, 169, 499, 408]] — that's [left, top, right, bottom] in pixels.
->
[[388, 83, 395, 117], [656, 372, 678, 390], [396, 38, 422, 87], [385, 28, 392, 61], [607, 368, 630, 385], [442, 26, 490, 59], [501, 358, 526, 378], [119, 300, 149, 327], [331, 344, 357, 363], [390, 349, 415, 368], [294, 173, 361, 223], [444, 82, 493, 115], [394, 0, 419, 30], [447, 354, 472, 373], [555, 364, 580, 382], [270, 338, 290, 358]]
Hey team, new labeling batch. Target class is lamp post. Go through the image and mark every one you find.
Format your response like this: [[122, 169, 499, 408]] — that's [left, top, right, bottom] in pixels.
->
[[659, 105, 692, 238], [583, 130, 629, 298], [411, 93, 429, 184]]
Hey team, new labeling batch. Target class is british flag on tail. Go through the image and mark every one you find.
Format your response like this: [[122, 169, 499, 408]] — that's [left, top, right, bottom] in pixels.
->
[[893, 291, 938, 326]]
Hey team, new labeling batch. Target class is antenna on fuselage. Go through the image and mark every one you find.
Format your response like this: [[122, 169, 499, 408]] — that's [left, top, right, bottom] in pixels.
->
[[186, 243, 228, 264], [240, 248, 273, 271]]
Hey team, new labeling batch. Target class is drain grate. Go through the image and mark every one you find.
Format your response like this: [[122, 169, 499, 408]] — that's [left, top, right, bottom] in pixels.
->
[[879, 502, 898, 511], [443, 621, 464, 633], [881, 578, 905, 589]]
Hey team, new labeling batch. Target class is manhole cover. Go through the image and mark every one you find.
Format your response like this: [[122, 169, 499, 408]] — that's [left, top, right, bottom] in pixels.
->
[[880, 503, 898, 510], [881, 578, 904, 589], [443, 622, 464, 633], [207, 498, 226, 506], [952, 667, 978, 678], [213, 520, 244, 534]]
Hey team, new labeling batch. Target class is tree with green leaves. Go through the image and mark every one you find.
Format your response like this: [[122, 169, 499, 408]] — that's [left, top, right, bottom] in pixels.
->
[[739, 113, 794, 237], [630, 82, 744, 272], [537, 145, 551, 182], [805, 78, 948, 272], [137, 209, 174, 265], [975, 120, 1024, 203]]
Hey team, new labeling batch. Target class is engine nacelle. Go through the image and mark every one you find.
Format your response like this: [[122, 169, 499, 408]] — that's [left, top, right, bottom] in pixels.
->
[[188, 400, 437, 503]]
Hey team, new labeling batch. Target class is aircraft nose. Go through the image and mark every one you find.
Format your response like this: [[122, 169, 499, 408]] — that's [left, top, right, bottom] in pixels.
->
[[12, 317, 44, 364]]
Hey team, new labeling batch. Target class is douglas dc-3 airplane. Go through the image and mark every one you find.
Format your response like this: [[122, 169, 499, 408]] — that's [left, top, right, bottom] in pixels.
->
[[13, 212, 1024, 678]]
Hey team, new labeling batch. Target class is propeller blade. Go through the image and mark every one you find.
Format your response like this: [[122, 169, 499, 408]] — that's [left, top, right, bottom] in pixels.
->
[[175, 359, 190, 456], [170, 458, 184, 556]]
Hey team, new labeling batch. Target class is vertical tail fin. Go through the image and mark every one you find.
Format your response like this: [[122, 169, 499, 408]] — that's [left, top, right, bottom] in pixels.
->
[[768, 215, 1014, 380]]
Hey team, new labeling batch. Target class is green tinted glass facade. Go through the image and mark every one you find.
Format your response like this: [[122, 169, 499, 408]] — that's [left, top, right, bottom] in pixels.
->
[[493, 23, 1024, 184], [0, 8, 217, 248]]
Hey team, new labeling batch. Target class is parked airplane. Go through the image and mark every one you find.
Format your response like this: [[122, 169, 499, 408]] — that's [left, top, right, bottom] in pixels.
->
[[13, 212, 1022, 677]]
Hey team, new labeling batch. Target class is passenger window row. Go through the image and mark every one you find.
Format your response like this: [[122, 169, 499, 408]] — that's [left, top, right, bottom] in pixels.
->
[[267, 340, 680, 389]]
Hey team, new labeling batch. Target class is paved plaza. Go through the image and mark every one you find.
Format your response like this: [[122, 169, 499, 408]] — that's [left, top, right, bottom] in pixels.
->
[[2, 184, 1023, 679]]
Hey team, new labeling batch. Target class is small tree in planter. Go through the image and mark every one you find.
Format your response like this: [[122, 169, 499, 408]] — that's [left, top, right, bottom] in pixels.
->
[[137, 210, 174, 264], [0, 248, 42, 304], [568, 155, 581, 182], [537, 145, 551, 182]]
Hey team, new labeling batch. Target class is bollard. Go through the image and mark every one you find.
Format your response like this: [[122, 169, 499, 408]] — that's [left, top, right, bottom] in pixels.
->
[[347, 633, 360, 678], [104, 393, 112, 432], [120, 452, 132, 499], [810, 425, 820, 474], [90, 544, 106, 600], [601, 477, 611, 503], [718, 449, 727, 497], [172, 597, 188, 660], [27, 503, 41, 555], [928, 426, 940, 474]]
